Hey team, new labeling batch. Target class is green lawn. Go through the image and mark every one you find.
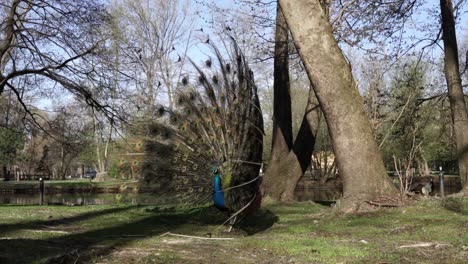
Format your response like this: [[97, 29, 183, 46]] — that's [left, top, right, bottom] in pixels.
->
[[0, 198, 466, 263]]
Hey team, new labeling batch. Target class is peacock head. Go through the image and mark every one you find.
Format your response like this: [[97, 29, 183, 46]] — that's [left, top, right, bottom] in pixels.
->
[[211, 167, 219, 175]]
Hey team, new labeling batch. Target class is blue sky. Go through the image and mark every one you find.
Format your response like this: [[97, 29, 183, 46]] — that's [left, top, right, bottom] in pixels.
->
[[36, 0, 468, 112]]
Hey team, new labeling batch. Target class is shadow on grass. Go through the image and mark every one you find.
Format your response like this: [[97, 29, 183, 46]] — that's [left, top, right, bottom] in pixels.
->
[[441, 198, 466, 215], [0, 205, 278, 263], [0, 205, 137, 235], [239, 209, 279, 235]]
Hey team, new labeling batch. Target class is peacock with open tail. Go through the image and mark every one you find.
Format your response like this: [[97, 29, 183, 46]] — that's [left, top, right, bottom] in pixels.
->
[[141, 38, 264, 230]]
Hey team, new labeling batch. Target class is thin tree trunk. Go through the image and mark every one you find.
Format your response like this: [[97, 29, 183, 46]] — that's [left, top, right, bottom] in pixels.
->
[[60, 146, 65, 180], [440, 0, 468, 194], [92, 110, 103, 172], [279, 0, 397, 211], [2, 166, 7, 181], [103, 119, 113, 172]]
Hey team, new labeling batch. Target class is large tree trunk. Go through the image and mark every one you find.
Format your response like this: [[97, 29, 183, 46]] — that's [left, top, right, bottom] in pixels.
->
[[440, 0, 468, 195], [279, 0, 397, 211]]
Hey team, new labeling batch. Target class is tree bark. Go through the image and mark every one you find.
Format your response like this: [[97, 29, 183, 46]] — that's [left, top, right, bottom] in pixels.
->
[[262, 5, 293, 199], [92, 108, 104, 172], [279, 88, 320, 201], [440, 0, 468, 194], [262, 5, 321, 201], [278, 0, 397, 210], [271, 5, 293, 156]]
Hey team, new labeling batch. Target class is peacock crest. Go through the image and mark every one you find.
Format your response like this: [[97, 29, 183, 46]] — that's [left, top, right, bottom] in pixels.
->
[[142, 38, 264, 224]]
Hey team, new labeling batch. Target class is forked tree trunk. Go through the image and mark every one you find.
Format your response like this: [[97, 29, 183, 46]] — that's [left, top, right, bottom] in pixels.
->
[[263, 5, 293, 199], [279, 0, 397, 210], [262, 5, 320, 201], [263, 88, 321, 201], [440, 0, 468, 195], [279, 89, 320, 201]]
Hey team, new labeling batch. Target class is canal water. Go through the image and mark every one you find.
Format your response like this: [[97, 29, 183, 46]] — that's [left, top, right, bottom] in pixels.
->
[[1, 190, 344, 205], [0, 181, 462, 205], [0, 193, 174, 205]]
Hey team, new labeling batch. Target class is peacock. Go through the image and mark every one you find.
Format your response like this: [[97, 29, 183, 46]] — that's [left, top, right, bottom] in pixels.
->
[[142, 38, 264, 230]]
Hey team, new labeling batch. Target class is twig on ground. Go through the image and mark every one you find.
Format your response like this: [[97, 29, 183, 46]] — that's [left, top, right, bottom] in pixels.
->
[[399, 242, 450, 248], [103, 235, 146, 238], [27, 229, 70, 234], [159, 232, 234, 240]]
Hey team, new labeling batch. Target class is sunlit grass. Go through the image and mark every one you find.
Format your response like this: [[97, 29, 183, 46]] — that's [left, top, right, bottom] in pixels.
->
[[0, 198, 466, 263]]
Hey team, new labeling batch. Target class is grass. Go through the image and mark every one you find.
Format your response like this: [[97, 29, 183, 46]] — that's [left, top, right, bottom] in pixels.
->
[[0, 198, 466, 263]]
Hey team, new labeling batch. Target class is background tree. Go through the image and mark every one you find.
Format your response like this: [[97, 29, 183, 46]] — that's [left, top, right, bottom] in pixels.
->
[[0, 0, 118, 127], [0, 91, 24, 180], [439, 0, 468, 193], [109, 0, 193, 111], [47, 104, 91, 179]]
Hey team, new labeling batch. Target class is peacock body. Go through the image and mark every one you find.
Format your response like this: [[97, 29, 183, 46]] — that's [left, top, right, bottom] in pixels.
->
[[142, 39, 264, 226]]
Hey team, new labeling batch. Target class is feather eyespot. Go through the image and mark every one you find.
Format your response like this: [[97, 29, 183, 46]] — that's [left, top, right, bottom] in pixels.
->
[[198, 75, 206, 83], [182, 76, 188, 85], [156, 106, 165, 117]]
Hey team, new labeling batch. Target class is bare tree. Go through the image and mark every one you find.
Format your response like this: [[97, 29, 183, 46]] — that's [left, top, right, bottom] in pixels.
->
[[0, 0, 118, 128], [47, 104, 91, 179], [110, 0, 193, 110]]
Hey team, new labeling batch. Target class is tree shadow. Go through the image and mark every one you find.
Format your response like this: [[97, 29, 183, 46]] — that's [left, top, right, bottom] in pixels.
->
[[0, 205, 137, 235], [441, 198, 466, 215], [0, 205, 278, 263], [238, 209, 279, 235]]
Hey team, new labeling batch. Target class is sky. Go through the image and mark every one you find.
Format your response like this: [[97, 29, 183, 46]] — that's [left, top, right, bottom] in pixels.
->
[[34, 0, 468, 112]]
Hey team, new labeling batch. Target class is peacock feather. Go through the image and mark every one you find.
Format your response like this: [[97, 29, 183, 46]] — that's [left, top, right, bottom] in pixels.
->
[[142, 38, 264, 225]]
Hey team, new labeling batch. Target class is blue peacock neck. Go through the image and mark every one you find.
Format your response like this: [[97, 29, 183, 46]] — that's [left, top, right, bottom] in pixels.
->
[[213, 170, 226, 210]]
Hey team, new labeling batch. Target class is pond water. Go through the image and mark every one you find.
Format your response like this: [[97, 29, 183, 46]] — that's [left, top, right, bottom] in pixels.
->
[[294, 181, 462, 203], [0, 193, 173, 206], [0, 182, 462, 205], [295, 187, 342, 202], [1, 189, 342, 205]]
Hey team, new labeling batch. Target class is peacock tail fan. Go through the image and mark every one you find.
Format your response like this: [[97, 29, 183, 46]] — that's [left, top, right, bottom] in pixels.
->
[[142, 37, 264, 215]]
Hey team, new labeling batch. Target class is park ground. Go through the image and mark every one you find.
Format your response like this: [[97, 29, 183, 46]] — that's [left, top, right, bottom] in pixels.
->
[[0, 198, 466, 263]]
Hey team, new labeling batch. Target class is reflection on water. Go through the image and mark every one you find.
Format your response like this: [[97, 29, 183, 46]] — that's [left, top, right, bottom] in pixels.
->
[[1, 181, 462, 205], [0, 193, 172, 205], [294, 187, 342, 202], [294, 180, 462, 202]]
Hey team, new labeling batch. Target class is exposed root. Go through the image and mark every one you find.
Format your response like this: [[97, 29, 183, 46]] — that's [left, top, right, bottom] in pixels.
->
[[366, 196, 403, 207]]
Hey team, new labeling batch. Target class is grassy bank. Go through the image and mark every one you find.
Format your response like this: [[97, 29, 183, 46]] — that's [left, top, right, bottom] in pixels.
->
[[0, 198, 466, 263]]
